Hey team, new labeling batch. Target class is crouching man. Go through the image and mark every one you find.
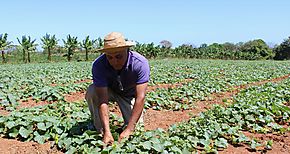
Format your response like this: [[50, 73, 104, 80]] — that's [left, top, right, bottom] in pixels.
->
[[85, 32, 150, 145]]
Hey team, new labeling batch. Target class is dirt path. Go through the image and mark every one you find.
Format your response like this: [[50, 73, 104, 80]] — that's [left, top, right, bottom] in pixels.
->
[[0, 138, 60, 154], [0, 74, 289, 153]]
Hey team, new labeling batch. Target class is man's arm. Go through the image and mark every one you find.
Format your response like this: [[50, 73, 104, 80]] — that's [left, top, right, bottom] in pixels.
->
[[119, 82, 148, 141], [96, 87, 114, 144]]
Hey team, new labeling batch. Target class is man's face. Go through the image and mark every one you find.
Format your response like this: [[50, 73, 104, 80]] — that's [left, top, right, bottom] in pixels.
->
[[105, 48, 128, 70]]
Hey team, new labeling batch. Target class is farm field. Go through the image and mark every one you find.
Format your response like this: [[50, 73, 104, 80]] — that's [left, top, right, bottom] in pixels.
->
[[1, 59, 290, 153]]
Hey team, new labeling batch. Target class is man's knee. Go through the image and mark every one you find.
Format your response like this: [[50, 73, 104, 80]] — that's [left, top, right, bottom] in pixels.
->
[[85, 84, 97, 101]]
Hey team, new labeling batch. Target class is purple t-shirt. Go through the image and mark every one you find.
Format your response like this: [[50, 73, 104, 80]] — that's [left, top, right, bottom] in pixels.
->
[[92, 51, 150, 97]]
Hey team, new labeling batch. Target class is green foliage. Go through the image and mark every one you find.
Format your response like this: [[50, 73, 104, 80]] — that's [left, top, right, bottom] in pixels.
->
[[0, 59, 290, 153], [1, 59, 290, 110], [80, 36, 97, 61], [41, 34, 58, 61], [1, 78, 289, 153], [239, 39, 274, 60], [0, 62, 92, 109], [133, 40, 276, 60], [274, 36, 290, 60], [132, 42, 164, 58], [172, 44, 195, 58], [167, 78, 290, 152], [0, 102, 124, 153], [146, 59, 290, 110], [63, 35, 78, 61], [17, 35, 37, 63], [1, 33, 289, 62], [0, 33, 12, 63], [96, 37, 104, 49], [5, 50, 100, 64]]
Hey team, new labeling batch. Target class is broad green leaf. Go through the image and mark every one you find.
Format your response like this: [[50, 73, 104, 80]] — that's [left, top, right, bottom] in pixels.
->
[[141, 141, 151, 150], [171, 146, 182, 153], [66, 147, 77, 154], [7, 94, 17, 105], [32, 116, 45, 122], [8, 128, 19, 138], [0, 117, 5, 123], [19, 126, 32, 138], [6, 121, 16, 129], [152, 143, 164, 152], [0, 128, 4, 133], [37, 122, 46, 131], [215, 138, 228, 148], [34, 134, 46, 144], [250, 140, 262, 150]]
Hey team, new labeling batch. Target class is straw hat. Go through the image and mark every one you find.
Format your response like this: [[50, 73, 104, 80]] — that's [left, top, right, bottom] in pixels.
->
[[98, 32, 135, 53]]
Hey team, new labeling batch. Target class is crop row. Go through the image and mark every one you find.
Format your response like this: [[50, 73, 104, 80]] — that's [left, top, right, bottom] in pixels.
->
[[147, 60, 290, 110], [0, 76, 289, 153], [1, 60, 290, 111]]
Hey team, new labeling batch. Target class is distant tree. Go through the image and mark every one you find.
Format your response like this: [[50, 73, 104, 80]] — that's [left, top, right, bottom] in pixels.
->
[[63, 35, 78, 62], [173, 44, 195, 58], [240, 39, 274, 60], [80, 36, 96, 61], [17, 36, 37, 63], [0, 33, 12, 63], [132, 42, 162, 58], [160, 40, 172, 49], [222, 42, 237, 51], [274, 36, 290, 60], [144, 42, 158, 58], [41, 34, 58, 61]]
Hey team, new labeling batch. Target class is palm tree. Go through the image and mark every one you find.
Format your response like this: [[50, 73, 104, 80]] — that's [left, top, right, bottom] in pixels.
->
[[63, 35, 78, 62], [41, 34, 58, 61], [80, 35, 96, 61], [0, 33, 12, 63], [17, 36, 37, 63], [96, 37, 104, 49]]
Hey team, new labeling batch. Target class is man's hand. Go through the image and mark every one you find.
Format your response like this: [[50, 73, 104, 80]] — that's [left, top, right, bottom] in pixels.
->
[[118, 128, 133, 142], [118, 82, 148, 143], [103, 132, 114, 145]]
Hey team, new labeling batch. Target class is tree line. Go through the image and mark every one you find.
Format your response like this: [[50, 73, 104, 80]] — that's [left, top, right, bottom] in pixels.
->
[[133, 37, 290, 60], [0, 34, 290, 64]]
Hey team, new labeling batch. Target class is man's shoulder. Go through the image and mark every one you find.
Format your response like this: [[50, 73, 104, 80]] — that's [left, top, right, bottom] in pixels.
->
[[130, 51, 148, 64], [129, 51, 150, 74]]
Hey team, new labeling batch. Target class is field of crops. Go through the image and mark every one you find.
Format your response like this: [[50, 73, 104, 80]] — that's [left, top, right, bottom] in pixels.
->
[[1, 59, 290, 153]]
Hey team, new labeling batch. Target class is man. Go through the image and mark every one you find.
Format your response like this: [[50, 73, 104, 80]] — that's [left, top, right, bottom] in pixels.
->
[[85, 32, 150, 145]]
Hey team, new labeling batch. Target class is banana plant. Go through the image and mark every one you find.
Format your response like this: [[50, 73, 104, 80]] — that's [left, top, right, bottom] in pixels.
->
[[96, 37, 104, 49], [63, 35, 78, 62], [17, 36, 37, 63], [80, 35, 96, 61], [41, 34, 58, 61], [0, 33, 12, 63]]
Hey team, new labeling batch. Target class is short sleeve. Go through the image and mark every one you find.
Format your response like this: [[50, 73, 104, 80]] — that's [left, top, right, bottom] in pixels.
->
[[136, 60, 150, 84], [92, 62, 108, 87]]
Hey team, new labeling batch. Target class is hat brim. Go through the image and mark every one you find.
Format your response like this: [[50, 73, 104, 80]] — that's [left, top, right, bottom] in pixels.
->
[[98, 41, 135, 53]]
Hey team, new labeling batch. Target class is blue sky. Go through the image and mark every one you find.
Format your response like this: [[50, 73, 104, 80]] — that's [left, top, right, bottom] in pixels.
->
[[2, 0, 290, 47]]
